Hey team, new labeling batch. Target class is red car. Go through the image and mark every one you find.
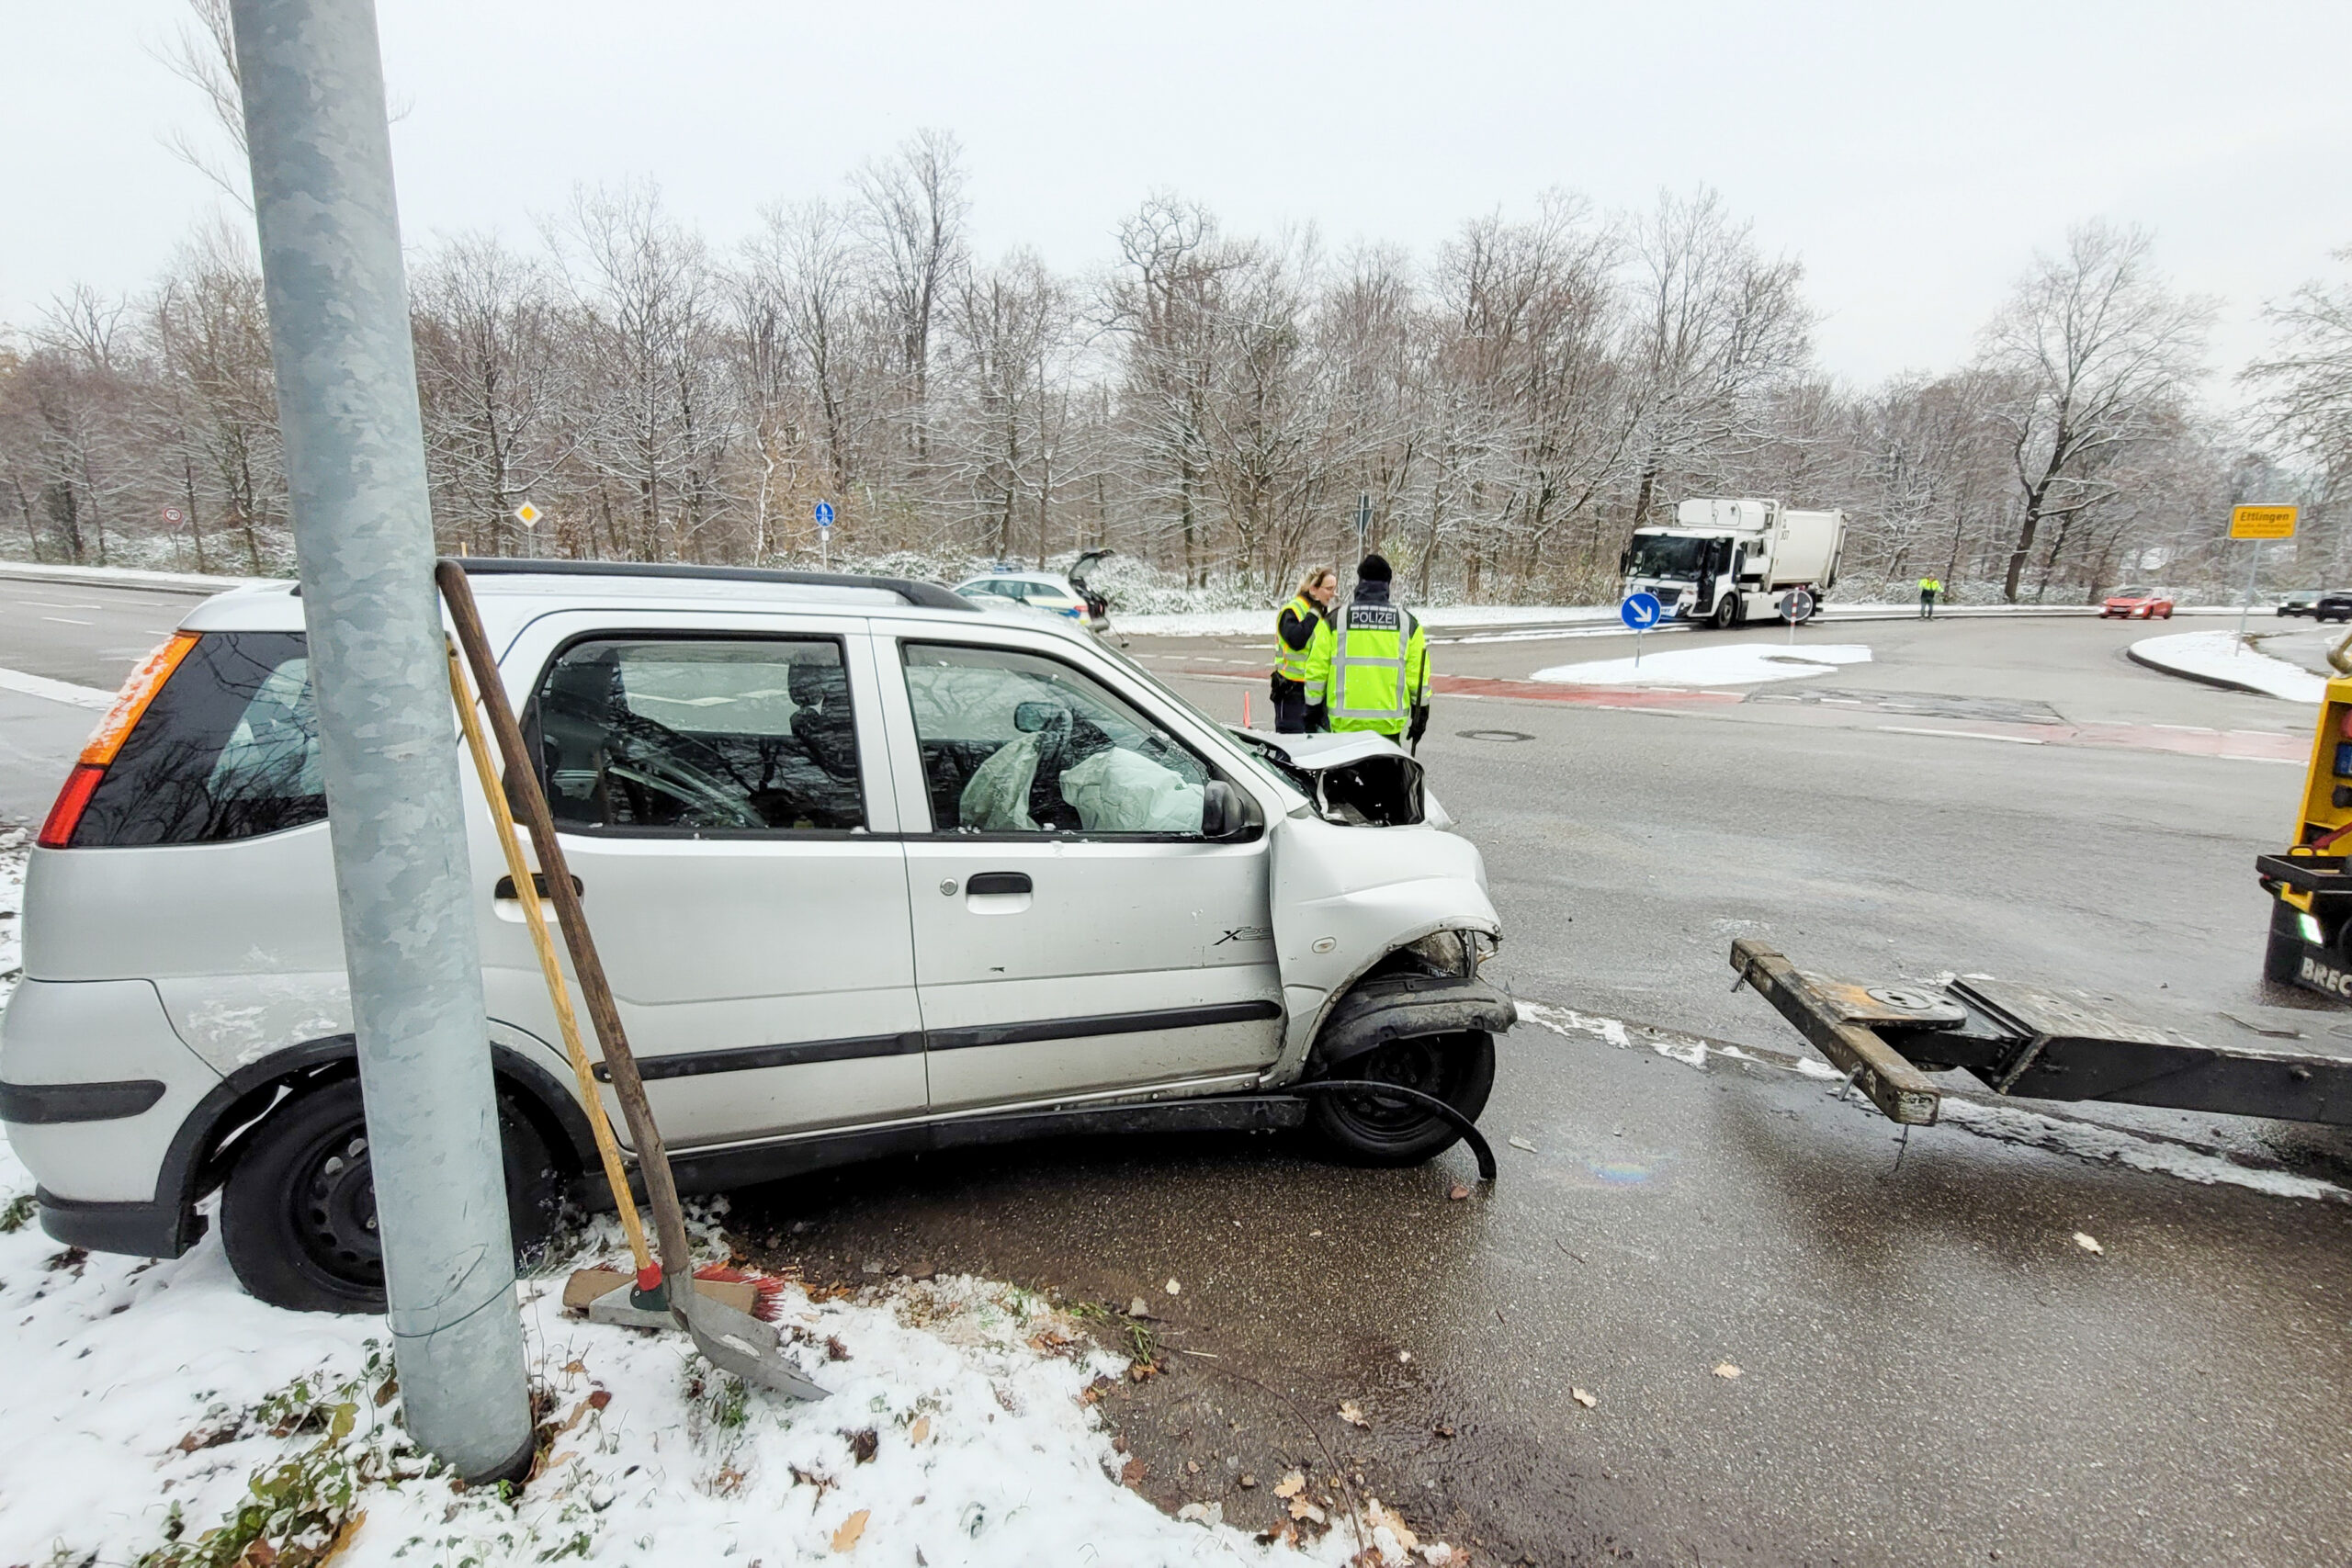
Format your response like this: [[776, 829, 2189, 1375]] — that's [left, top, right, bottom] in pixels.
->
[[2100, 587, 2175, 619]]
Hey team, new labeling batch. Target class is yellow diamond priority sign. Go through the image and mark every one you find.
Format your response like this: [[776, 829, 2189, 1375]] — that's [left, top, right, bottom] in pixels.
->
[[2231, 504, 2297, 540], [514, 502, 542, 528]]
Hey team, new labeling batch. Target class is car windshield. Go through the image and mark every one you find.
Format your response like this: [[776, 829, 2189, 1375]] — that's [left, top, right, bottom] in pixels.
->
[[2113, 588, 2152, 598], [1626, 534, 1712, 580], [1089, 637, 1306, 802]]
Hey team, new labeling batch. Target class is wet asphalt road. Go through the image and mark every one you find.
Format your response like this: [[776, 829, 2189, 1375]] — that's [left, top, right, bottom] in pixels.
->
[[6, 587, 2351, 1562], [747, 611, 2352, 1565]]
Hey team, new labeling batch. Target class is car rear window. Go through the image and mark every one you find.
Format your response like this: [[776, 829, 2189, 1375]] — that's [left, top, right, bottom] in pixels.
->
[[72, 631, 325, 846]]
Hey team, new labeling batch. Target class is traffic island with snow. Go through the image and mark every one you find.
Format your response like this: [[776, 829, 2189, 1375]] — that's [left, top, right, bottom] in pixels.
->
[[2128, 628, 2329, 701]]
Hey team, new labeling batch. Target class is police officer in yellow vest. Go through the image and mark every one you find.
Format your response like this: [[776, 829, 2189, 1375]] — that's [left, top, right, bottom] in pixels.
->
[[1271, 567, 1339, 733], [1304, 554, 1430, 747]]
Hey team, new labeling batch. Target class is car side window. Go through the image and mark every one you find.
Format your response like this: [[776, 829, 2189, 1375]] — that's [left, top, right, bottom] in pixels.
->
[[529, 637, 865, 832], [899, 641, 1210, 835]]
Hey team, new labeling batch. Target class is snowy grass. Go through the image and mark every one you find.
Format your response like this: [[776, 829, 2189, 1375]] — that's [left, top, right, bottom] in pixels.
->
[[1531, 642, 1871, 687], [2130, 629, 2328, 702], [0, 840, 1450, 1567]]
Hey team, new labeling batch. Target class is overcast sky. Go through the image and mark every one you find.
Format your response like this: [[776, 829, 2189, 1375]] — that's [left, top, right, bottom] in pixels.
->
[[8, 1, 2348, 397]]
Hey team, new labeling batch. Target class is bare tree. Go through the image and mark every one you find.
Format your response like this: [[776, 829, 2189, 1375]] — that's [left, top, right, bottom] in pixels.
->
[[1979, 221, 2213, 602], [854, 130, 970, 467]]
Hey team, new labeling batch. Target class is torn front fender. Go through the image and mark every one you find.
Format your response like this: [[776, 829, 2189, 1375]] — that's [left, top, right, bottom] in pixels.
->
[[1311, 971, 1519, 1070], [1267, 812, 1500, 1074]]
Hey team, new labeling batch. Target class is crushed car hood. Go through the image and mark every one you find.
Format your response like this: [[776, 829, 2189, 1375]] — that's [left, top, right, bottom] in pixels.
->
[[1234, 728, 1448, 829]]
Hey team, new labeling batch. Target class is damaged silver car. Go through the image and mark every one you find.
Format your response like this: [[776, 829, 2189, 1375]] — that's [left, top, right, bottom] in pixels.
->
[[3, 561, 1512, 1312]]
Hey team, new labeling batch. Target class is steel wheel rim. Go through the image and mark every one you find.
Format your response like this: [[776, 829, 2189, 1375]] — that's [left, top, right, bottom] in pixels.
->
[[289, 1123, 384, 1289]]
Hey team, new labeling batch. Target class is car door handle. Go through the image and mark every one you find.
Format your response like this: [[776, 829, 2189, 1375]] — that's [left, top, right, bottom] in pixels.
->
[[966, 872, 1031, 896], [493, 872, 583, 901]]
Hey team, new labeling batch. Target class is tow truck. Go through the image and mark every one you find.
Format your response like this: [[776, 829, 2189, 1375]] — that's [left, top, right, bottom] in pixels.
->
[[1728, 636, 2352, 1130]]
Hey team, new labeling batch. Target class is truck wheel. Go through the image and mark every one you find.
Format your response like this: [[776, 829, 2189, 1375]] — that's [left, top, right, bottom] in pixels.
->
[[1710, 595, 1737, 630], [1309, 1031, 1496, 1167], [2265, 900, 2310, 987], [220, 1077, 562, 1314]]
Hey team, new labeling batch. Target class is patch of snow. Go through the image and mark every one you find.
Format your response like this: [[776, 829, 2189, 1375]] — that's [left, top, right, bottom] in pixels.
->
[[1530, 642, 1871, 687], [2131, 629, 2328, 703], [0, 838, 1437, 1566]]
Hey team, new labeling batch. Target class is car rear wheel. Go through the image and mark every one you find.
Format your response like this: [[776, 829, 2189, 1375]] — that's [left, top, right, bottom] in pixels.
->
[[1308, 1031, 1496, 1167], [220, 1077, 563, 1314]]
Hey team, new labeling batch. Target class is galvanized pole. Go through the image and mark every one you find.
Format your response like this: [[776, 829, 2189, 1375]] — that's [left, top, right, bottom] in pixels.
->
[[229, 0, 533, 1482], [2235, 539, 2261, 653]]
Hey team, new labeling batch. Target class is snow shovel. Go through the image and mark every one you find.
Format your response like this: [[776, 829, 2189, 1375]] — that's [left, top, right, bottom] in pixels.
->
[[436, 560, 827, 1402]]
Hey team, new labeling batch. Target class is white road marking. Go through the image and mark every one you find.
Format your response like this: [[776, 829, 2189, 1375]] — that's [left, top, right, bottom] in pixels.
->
[[10, 600, 102, 610], [0, 666, 113, 708], [1877, 725, 2046, 745], [40, 616, 93, 626]]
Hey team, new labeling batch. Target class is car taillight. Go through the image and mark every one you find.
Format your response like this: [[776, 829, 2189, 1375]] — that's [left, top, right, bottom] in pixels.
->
[[37, 632, 200, 849]]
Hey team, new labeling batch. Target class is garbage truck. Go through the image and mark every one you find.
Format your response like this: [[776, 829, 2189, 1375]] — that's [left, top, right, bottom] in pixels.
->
[[1621, 498, 1848, 627]]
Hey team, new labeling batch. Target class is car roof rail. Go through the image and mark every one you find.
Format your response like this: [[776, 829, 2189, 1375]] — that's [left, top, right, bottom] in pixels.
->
[[446, 556, 976, 612]]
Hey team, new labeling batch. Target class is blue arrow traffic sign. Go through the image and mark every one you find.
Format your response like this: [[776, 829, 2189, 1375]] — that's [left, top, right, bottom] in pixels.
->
[[814, 501, 835, 527], [1621, 592, 1663, 630]]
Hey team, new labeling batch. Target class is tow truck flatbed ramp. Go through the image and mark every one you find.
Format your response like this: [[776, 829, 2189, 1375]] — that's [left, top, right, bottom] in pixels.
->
[[1729, 939, 2352, 1128]]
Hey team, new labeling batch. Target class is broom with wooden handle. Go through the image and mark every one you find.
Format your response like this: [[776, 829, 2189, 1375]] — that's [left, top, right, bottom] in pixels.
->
[[437, 559, 824, 1400]]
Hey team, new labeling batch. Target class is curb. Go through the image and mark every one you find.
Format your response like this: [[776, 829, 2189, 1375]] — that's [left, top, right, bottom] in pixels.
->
[[2124, 639, 2312, 699], [0, 562, 266, 596]]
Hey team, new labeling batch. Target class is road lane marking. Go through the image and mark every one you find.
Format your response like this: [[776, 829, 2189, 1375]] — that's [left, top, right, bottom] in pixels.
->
[[40, 615, 93, 626], [0, 666, 113, 708], [1878, 725, 2046, 745]]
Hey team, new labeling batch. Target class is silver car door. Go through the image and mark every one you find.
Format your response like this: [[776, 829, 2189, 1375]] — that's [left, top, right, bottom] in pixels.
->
[[477, 615, 922, 1149], [875, 627, 1283, 1111]]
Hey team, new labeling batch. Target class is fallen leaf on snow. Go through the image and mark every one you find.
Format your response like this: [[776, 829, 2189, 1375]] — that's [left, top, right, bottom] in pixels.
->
[[1289, 1497, 1328, 1524], [1448, 1184, 1471, 1201], [1508, 1136, 1537, 1153], [1273, 1470, 1306, 1499], [1340, 1400, 1371, 1428], [1571, 1387, 1598, 1408], [1366, 1498, 1420, 1551], [910, 1415, 931, 1444], [2074, 1232, 2104, 1255], [831, 1510, 869, 1552], [1712, 1362, 1742, 1380]]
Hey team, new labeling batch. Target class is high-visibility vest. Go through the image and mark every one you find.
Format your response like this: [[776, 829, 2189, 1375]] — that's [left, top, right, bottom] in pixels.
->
[[1307, 601, 1429, 735], [1272, 595, 1318, 682]]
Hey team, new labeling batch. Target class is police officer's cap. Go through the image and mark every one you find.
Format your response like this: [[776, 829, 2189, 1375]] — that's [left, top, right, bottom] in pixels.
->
[[1357, 554, 1393, 583]]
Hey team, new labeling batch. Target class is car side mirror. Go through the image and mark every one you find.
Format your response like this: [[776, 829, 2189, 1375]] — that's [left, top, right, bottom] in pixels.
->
[[1200, 779, 1261, 841]]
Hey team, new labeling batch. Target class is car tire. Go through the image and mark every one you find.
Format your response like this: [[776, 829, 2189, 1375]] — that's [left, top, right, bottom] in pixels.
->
[[220, 1077, 564, 1314], [1710, 595, 1737, 631], [1307, 1031, 1496, 1167]]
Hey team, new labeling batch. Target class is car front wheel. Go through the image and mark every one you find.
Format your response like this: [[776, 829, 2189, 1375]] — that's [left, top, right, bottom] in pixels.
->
[[220, 1077, 563, 1314], [1307, 1031, 1496, 1167]]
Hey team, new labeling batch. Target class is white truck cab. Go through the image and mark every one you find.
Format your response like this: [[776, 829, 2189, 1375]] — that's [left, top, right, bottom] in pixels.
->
[[1623, 497, 1848, 629], [1, 562, 1510, 1312]]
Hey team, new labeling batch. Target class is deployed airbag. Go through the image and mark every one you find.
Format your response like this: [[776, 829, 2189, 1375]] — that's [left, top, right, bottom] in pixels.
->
[[1058, 746, 1204, 833], [959, 732, 1043, 830]]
